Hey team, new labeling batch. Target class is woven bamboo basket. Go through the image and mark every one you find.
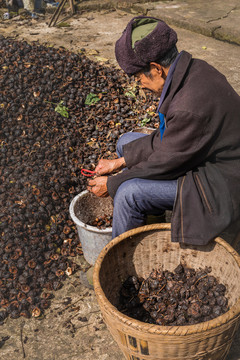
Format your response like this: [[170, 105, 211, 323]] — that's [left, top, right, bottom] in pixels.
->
[[93, 224, 240, 360]]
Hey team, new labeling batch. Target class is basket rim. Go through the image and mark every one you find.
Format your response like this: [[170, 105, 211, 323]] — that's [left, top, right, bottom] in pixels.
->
[[93, 223, 240, 336]]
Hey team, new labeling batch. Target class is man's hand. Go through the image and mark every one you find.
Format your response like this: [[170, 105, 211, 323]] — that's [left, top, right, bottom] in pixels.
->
[[95, 157, 126, 175], [87, 176, 109, 197]]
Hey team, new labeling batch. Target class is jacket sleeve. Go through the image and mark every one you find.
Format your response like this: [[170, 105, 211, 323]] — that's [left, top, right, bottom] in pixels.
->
[[107, 110, 214, 198], [123, 129, 159, 168]]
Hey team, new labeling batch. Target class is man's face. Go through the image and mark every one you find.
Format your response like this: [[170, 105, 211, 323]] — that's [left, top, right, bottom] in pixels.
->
[[135, 63, 166, 97]]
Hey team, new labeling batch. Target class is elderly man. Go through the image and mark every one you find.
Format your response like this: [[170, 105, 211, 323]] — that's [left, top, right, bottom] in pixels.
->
[[87, 16, 240, 246]]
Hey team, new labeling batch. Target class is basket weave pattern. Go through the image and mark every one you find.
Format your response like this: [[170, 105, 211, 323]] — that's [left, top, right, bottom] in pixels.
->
[[93, 224, 240, 360]]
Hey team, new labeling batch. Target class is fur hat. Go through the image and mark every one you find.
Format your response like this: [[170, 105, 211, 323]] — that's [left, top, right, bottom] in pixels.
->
[[115, 16, 178, 76]]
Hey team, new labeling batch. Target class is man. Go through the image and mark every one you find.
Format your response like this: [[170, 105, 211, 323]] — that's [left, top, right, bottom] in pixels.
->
[[87, 16, 240, 246]]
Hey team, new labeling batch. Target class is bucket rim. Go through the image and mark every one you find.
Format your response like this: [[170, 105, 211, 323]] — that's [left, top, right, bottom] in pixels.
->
[[69, 190, 112, 234]]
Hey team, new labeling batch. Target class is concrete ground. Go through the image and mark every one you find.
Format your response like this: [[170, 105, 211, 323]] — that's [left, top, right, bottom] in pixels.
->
[[0, 1, 240, 359]]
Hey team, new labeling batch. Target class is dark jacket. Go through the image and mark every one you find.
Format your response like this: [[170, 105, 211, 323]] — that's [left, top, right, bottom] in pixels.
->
[[107, 51, 240, 245]]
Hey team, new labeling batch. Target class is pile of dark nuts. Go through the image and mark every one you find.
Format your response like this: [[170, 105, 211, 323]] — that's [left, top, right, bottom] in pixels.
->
[[0, 36, 157, 322], [118, 264, 229, 326]]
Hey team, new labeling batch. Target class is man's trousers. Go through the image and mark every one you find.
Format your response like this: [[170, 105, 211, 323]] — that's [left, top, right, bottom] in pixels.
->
[[112, 132, 177, 238]]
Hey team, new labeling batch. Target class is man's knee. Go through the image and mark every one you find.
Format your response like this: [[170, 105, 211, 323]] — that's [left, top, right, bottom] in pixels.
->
[[114, 180, 140, 209], [116, 133, 132, 156], [116, 132, 147, 157]]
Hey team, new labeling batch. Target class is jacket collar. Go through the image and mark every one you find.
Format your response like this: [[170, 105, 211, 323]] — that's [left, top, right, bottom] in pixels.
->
[[159, 51, 192, 115]]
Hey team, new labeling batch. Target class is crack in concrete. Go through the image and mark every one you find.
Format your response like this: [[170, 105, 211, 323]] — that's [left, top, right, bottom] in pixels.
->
[[206, 6, 237, 23], [211, 25, 222, 38]]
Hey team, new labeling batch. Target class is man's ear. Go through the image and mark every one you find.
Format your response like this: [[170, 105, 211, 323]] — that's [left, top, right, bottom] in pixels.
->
[[150, 62, 163, 76]]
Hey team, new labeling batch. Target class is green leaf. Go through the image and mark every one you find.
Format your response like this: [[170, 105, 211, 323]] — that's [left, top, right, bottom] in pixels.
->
[[85, 93, 100, 106], [124, 90, 136, 99], [54, 101, 69, 118], [140, 117, 151, 127]]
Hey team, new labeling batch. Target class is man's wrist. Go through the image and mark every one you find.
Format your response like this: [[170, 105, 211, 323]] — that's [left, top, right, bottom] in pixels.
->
[[116, 157, 126, 170]]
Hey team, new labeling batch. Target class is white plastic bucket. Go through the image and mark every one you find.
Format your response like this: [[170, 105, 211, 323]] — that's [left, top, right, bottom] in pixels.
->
[[69, 190, 112, 265]]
